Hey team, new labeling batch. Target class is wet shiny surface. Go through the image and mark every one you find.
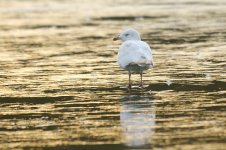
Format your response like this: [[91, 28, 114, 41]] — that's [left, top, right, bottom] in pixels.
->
[[0, 0, 226, 149]]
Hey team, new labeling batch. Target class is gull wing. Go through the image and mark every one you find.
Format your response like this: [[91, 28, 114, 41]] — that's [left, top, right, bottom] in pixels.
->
[[118, 40, 153, 69]]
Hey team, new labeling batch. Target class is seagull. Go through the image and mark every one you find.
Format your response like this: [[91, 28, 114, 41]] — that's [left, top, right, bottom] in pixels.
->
[[113, 28, 153, 89]]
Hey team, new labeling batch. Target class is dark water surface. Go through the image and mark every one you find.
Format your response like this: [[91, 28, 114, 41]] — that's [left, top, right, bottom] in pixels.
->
[[0, 0, 226, 149]]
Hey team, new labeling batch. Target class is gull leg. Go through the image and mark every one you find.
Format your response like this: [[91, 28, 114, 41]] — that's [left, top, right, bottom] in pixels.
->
[[140, 72, 143, 88], [128, 71, 132, 89]]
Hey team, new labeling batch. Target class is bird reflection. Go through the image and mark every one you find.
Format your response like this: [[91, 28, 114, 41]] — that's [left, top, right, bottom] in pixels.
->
[[120, 94, 155, 148]]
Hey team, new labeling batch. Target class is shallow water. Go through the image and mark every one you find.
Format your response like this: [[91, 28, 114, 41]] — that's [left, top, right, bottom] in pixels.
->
[[0, 0, 226, 149]]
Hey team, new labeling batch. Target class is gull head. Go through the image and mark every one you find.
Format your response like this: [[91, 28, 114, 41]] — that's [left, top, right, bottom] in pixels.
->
[[113, 28, 141, 42]]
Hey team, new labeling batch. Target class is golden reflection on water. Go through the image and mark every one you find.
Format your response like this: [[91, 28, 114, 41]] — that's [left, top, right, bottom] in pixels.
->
[[0, 0, 226, 149]]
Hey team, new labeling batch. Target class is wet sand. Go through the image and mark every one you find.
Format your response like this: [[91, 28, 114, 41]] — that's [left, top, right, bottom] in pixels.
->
[[0, 0, 226, 149]]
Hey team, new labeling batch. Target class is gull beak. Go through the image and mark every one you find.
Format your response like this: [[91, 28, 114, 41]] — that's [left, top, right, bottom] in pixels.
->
[[113, 35, 120, 41]]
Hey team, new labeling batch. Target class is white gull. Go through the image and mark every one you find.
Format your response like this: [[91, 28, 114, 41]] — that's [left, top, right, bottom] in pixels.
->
[[113, 28, 153, 89]]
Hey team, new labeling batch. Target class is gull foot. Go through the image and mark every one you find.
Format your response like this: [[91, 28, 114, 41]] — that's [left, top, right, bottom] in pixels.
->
[[128, 84, 132, 89], [139, 84, 143, 88]]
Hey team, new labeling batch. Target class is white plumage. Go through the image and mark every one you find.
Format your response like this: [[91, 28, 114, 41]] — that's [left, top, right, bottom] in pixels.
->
[[113, 28, 153, 88], [118, 40, 153, 69]]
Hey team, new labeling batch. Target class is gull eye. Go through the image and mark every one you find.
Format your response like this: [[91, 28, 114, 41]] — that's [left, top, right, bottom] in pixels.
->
[[125, 33, 129, 37]]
